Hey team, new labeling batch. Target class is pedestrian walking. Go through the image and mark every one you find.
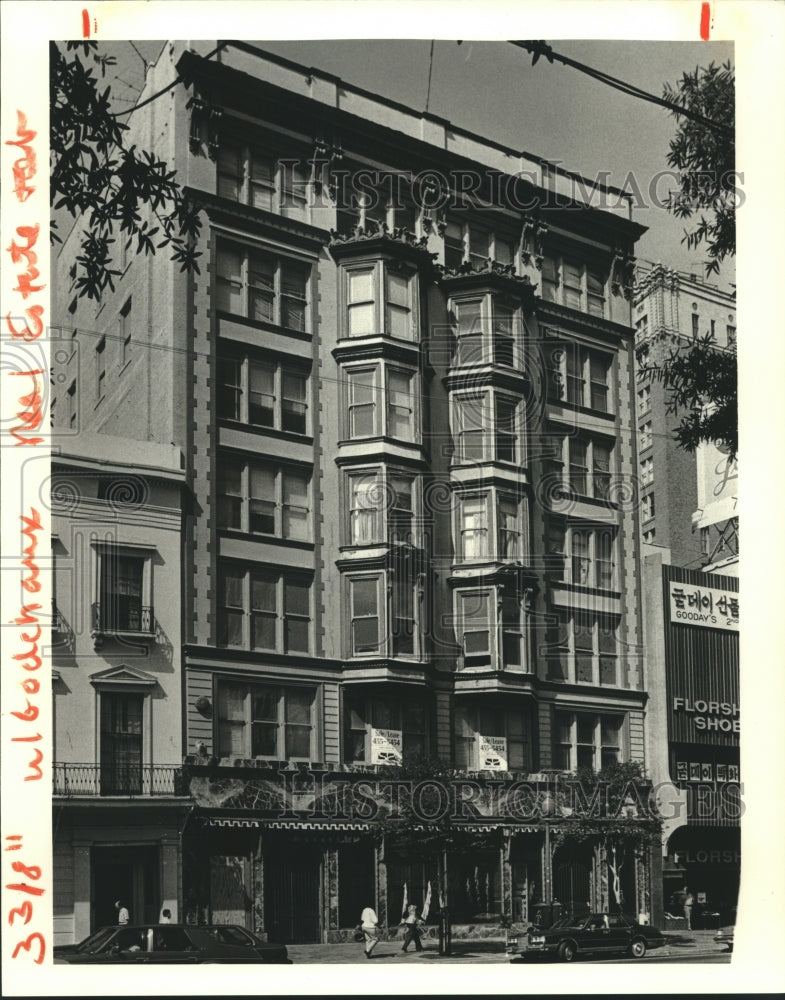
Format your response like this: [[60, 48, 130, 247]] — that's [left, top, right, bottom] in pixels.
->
[[360, 905, 380, 959], [683, 887, 694, 931], [400, 903, 424, 953], [115, 900, 129, 925]]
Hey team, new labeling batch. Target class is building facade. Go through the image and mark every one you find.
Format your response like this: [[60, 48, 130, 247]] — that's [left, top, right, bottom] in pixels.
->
[[53, 41, 654, 943], [51, 433, 189, 944], [633, 263, 737, 569]]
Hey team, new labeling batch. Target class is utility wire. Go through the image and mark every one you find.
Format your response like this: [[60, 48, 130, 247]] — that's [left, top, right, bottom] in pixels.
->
[[425, 40, 436, 114], [113, 41, 230, 117], [510, 40, 733, 138]]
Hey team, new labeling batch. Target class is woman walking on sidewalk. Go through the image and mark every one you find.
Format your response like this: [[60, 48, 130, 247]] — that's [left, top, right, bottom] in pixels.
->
[[360, 905, 380, 959]]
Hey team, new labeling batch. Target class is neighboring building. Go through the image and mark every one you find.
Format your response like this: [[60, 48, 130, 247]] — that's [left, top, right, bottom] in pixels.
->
[[53, 41, 652, 943], [633, 264, 737, 569], [51, 433, 189, 944], [643, 556, 739, 929]]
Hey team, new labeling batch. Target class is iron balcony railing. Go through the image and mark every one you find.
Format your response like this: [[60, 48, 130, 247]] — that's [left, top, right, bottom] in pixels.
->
[[91, 602, 154, 634], [53, 763, 185, 797]]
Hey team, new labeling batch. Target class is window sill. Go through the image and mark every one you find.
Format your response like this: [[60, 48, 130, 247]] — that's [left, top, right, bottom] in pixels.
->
[[215, 309, 312, 342], [218, 528, 315, 550], [217, 419, 314, 445]]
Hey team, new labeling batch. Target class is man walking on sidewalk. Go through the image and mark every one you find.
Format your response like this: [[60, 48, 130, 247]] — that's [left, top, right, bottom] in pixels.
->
[[401, 904, 424, 953]]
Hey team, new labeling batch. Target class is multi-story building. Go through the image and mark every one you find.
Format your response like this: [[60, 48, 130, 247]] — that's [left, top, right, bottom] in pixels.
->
[[51, 432, 189, 944], [633, 263, 737, 569], [53, 41, 652, 944]]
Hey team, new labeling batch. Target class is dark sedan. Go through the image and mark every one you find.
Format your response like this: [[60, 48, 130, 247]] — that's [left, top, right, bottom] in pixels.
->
[[521, 912, 666, 962], [53, 923, 291, 964]]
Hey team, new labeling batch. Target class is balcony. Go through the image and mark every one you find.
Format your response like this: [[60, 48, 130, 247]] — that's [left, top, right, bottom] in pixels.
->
[[90, 602, 156, 650], [53, 763, 186, 797]]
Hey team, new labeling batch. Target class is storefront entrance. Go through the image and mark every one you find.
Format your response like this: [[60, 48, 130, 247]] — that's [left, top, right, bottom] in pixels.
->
[[91, 845, 160, 930], [552, 846, 592, 918], [665, 827, 740, 927], [264, 838, 322, 943]]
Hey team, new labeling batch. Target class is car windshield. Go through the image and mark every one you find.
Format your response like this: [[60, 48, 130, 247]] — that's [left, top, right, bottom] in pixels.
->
[[74, 927, 118, 954], [549, 916, 587, 930]]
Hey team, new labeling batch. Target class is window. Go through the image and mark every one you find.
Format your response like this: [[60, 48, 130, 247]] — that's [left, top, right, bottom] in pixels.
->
[[217, 458, 311, 541], [443, 218, 516, 270], [726, 324, 736, 346], [444, 220, 465, 269], [217, 355, 309, 435], [453, 391, 522, 464], [343, 364, 417, 441], [546, 523, 616, 590], [637, 384, 651, 415], [217, 144, 309, 221], [552, 711, 624, 770], [217, 682, 315, 760], [217, 566, 311, 653], [642, 492, 655, 522], [97, 554, 146, 632], [553, 434, 614, 500], [349, 576, 382, 655], [451, 294, 521, 368], [343, 262, 418, 341], [639, 421, 652, 450], [347, 469, 420, 547], [100, 693, 143, 794], [455, 586, 527, 669], [120, 298, 132, 368], [216, 240, 310, 331], [691, 312, 699, 337], [456, 492, 523, 562], [643, 528, 656, 544], [455, 703, 531, 771], [640, 457, 654, 486], [539, 257, 608, 316], [95, 336, 106, 403], [548, 343, 613, 413], [635, 314, 649, 338], [545, 611, 619, 686], [343, 694, 428, 763]]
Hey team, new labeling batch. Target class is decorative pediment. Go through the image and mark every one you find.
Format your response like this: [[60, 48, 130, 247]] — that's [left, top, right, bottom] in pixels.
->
[[89, 664, 158, 688]]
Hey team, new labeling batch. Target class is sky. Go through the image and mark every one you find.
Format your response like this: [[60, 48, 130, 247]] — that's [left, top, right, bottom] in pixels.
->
[[112, 37, 735, 290]]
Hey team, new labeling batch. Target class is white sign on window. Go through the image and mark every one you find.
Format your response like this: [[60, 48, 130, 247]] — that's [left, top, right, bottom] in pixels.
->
[[477, 735, 507, 770], [669, 582, 738, 631], [370, 727, 403, 765]]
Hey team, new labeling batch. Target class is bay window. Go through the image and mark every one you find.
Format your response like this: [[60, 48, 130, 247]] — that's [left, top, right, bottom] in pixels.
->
[[550, 433, 615, 500], [343, 261, 419, 341], [349, 576, 382, 655], [217, 354, 309, 435], [346, 559, 421, 659], [218, 565, 311, 653], [216, 239, 310, 331], [455, 586, 527, 669], [451, 293, 521, 368], [547, 342, 613, 413], [343, 363, 417, 441], [544, 609, 620, 686], [347, 468, 419, 547], [343, 694, 428, 764], [552, 711, 624, 771], [537, 256, 609, 317], [217, 457, 311, 541], [453, 390, 523, 464], [547, 522, 617, 590], [217, 682, 316, 761], [456, 491, 524, 563], [455, 703, 531, 771]]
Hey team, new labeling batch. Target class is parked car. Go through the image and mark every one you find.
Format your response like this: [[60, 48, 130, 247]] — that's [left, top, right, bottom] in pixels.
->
[[714, 926, 734, 953], [522, 912, 666, 962], [53, 923, 291, 964]]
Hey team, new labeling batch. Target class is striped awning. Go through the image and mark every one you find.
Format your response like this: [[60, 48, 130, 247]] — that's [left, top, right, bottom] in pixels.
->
[[199, 816, 375, 831]]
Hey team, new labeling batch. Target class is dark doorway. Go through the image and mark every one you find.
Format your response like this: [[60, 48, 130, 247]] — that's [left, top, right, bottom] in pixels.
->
[[338, 840, 374, 928], [553, 846, 592, 918], [264, 839, 321, 943], [92, 845, 160, 930]]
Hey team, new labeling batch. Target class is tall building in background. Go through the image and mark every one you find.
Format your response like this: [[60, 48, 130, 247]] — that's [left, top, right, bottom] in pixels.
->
[[633, 264, 737, 571], [52, 41, 653, 944]]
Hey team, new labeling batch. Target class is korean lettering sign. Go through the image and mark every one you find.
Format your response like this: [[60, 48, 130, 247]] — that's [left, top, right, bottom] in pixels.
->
[[669, 582, 738, 631]]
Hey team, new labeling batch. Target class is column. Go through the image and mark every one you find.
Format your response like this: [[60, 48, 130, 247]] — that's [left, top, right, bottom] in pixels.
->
[[73, 842, 91, 941], [160, 836, 180, 921], [252, 830, 265, 937], [375, 837, 388, 936], [500, 829, 512, 920], [325, 846, 339, 941]]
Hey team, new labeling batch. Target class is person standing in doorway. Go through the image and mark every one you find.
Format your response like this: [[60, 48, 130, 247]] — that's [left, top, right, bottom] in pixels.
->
[[159, 908, 172, 924], [360, 905, 380, 959], [401, 904, 424, 953], [115, 900, 129, 925], [683, 887, 695, 931]]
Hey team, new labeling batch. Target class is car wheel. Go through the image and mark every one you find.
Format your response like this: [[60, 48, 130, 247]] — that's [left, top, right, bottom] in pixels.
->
[[558, 941, 576, 963], [629, 938, 647, 959]]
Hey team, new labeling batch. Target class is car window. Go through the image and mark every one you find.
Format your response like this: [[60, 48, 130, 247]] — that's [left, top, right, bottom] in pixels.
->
[[150, 928, 195, 952], [207, 926, 254, 947], [606, 916, 624, 928], [75, 927, 117, 954]]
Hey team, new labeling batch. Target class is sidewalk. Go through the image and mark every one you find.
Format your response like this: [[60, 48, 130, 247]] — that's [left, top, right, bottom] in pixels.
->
[[286, 930, 729, 964]]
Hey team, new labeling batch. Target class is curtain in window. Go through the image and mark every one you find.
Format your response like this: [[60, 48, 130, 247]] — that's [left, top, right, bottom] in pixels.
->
[[100, 693, 143, 794]]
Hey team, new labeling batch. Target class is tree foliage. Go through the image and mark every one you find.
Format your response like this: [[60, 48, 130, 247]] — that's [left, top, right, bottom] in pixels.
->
[[50, 41, 201, 300], [663, 60, 736, 275]]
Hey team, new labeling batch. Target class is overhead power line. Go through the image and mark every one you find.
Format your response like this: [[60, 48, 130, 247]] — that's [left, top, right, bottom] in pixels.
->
[[113, 41, 230, 117], [509, 40, 734, 138]]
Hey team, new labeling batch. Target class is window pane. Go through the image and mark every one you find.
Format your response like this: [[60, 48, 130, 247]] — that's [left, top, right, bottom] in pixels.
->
[[285, 580, 310, 617], [461, 497, 488, 559], [457, 396, 486, 461], [601, 716, 621, 746], [249, 363, 275, 427], [286, 725, 311, 758], [352, 578, 378, 617], [252, 723, 277, 757], [348, 303, 375, 337], [249, 154, 275, 210], [252, 688, 277, 721], [387, 371, 413, 439], [282, 372, 307, 434], [224, 572, 243, 609], [216, 246, 244, 314], [389, 476, 414, 543], [456, 301, 484, 366], [387, 272, 410, 308], [281, 261, 309, 331], [252, 574, 276, 611], [218, 146, 243, 200], [353, 618, 379, 653], [286, 689, 312, 724], [283, 471, 309, 540], [495, 398, 517, 462], [218, 461, 243, 529], [349, 270, 374, 303], [576, 715, 594, 744], [351, 476, 382, 544]]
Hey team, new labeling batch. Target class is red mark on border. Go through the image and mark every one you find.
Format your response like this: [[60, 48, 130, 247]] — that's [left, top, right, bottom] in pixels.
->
[[700, 2, 711, 40], [82, 9, 90, 38]]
